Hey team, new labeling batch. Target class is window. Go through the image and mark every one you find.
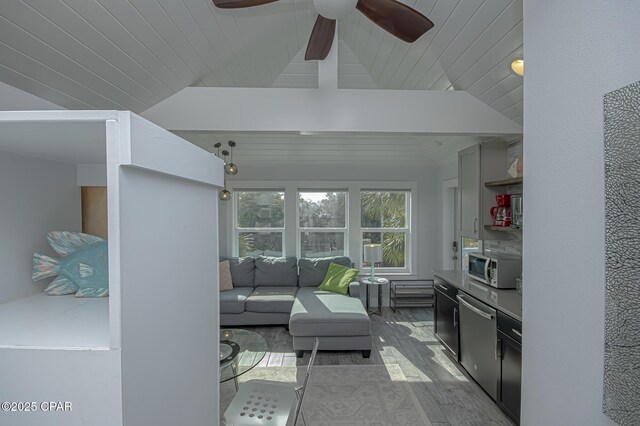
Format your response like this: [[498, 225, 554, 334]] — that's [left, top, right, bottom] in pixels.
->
[[298, 191, 347, 258], [461, 237, 480, 271], [235, 191, 285, 257], [361, 190, 410, 269]]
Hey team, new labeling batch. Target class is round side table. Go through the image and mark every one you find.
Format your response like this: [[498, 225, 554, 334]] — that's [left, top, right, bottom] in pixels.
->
[[360, 277, 389, 316]]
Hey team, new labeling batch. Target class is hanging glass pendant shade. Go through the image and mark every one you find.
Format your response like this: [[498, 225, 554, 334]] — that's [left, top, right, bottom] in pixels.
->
[[219, 189, 231, 201], [213, 140, 240, 201], [225, 141, 238, 175]]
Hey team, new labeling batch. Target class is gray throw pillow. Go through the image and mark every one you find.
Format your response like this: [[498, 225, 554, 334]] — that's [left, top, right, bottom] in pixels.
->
[[255, 256, 298, 287], [298, 256, 352, 287], [220, 256, 256, 287]]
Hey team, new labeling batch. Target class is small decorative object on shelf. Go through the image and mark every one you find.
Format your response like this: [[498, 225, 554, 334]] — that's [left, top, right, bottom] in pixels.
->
[[507, 158, 522, 178], [390, 279, 434, 312], [32, 231, 109, 297]]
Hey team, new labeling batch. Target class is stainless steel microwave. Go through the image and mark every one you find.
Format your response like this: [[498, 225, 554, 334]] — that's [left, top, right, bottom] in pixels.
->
[[468, 253, 522, 289]]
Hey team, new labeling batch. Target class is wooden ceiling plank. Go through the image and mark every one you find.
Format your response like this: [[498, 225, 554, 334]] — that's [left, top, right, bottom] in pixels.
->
[[127, 0, 213, 86], [155, 0, 237, 87], [0, 63, 96, 109], [413, 0, 511, 90], [64, 0, 183, 94], [352, 12, 375, 61], [159, 0, 240, 87], [276, 0, 303, 61], [95, 0, 197, 87], [195, 0, 255, 86], [230, 8, 289, 86], [0, 15, 147, 111], [384, 0, 450, 89], [443, 0, 521, 87], [475, 73, 521, 104], [490, 83, 523, 111], [375, 0, 435, 88], [359, 20, 386, 72], [389, 0, 467, 89], [401, 0, 491, 89], [20, 0, 166, 104], [294, 0, 313, 63], [212, 10, 266, 86], [500, 100, 522, 118], [452, 21, 522, 89], [337, 42, 376, 89], [0, 40, 127, 110], [465, 44, 522, 95]]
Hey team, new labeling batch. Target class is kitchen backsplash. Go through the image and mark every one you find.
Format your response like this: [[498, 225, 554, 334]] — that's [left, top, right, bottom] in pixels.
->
[[484, 236, 522, 258]]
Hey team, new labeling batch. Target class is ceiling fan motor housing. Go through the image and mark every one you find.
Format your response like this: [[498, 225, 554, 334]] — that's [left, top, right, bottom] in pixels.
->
[[313, 0, 358, 19]]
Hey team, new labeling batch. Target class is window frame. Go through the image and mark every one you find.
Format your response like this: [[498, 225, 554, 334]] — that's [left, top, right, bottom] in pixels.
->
[[226, 181, 417, 277], [297, 189, 349, 259], [360, 189, 411, 274], [232, 189, 286, 257]]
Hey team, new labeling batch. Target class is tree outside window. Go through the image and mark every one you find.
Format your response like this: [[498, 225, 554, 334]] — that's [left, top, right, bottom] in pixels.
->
[[235, 191, 285, 257], [361, 191, 409, 268]]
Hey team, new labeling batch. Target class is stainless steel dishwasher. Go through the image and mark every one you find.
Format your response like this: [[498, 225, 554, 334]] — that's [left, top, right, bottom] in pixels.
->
[[457, 293, 498, 400]]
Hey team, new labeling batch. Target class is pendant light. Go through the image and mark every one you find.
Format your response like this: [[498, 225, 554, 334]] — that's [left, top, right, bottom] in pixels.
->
[[225, 141, 238, 175], [219, 149, 232, 201], [213, 141, 240, 201]]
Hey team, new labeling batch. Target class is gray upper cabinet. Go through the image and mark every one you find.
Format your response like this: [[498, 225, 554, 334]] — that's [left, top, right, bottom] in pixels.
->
[[459, 141, 511, 241], [459, 145, 481, 239]]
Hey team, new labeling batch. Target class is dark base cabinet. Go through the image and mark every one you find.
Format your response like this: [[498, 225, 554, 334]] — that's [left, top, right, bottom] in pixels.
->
[[497, 311, 522, 424], [434, 278, 459, 360]]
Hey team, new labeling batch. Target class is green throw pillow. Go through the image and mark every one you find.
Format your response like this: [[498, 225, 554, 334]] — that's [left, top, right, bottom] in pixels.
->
[[318, 262, 359, 295]]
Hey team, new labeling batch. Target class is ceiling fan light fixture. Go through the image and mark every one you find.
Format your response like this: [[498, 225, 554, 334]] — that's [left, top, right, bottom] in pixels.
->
[[510, 59, 524, 77], [313, 0, 358, 19]]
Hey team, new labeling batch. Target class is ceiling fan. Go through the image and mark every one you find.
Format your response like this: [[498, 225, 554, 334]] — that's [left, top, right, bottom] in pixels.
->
[[212, 0, 434, 61]]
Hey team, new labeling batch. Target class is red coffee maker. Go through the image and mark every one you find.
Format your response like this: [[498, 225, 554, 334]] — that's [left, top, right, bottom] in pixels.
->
[[490, 194, 511, 227]]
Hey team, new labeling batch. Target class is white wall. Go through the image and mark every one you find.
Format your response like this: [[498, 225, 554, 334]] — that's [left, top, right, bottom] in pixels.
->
[[522, 1, 640, 424], [0, 151, 81, 304], [0, 81, 64, 110], [220, 164, 441, 281]]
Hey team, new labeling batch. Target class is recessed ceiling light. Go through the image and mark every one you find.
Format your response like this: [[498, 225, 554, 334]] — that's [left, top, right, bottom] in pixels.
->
[[510, 59, 524, 77]]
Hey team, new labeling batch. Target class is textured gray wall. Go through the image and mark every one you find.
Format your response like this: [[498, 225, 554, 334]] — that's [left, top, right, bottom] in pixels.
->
[[603, 80, 640, 425]]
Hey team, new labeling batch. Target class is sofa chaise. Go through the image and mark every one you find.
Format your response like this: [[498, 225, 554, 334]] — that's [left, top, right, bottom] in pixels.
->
[[220, 255, 372, 357]]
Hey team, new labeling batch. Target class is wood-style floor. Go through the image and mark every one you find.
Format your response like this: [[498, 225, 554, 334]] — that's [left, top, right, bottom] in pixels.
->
[[222, 307, 514, 425]]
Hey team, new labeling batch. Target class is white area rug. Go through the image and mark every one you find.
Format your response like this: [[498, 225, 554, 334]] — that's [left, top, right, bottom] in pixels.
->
[[220, 364, 432, 426]]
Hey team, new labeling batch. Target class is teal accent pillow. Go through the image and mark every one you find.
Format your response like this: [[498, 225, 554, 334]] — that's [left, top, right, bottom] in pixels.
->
[[318, 262, 359, 295]]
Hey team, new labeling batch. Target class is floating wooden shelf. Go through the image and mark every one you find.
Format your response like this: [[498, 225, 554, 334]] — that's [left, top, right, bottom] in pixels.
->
[[485, 177, 523, 187], [484, 225, 522, 232]]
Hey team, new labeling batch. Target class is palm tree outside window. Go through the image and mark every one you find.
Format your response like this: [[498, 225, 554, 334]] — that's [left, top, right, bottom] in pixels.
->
[[361, 190, 410, 269]]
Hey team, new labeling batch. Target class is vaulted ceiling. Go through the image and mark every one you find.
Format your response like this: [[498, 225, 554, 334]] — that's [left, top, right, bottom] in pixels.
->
[[172, 131, 519, 167], [0, 0, 523, 124]]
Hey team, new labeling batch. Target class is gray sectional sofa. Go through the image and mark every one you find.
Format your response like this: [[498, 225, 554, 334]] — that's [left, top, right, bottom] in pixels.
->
[[220, 255, 372, 357]]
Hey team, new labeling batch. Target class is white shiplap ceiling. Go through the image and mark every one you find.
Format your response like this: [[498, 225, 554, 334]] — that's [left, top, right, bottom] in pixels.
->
[[0, 0, 523, 124], [172, 131, 520, 167]]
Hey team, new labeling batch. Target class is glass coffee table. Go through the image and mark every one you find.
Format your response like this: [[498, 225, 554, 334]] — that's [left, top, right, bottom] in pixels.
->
[[220, 329, 268, 391]]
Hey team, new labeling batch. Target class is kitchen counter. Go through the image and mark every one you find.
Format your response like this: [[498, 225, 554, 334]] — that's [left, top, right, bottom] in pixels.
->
[[433, 270, 522, 322]]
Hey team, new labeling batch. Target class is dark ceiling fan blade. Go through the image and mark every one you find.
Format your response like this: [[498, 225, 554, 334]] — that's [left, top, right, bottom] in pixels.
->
[[212, 0, 278, 9], [356, 0, 434, 43], [304, 15, 336, 61]]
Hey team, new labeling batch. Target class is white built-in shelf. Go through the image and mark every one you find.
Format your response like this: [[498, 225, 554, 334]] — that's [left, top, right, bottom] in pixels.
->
[[484, 177, 523, 187], [484, 225, 522, 233], [0, 292, 109, 350]]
